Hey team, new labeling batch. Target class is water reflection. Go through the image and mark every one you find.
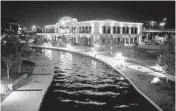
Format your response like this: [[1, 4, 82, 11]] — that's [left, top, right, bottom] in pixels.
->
[[38, 49, 157, 111], [43, 49, 52, 60]]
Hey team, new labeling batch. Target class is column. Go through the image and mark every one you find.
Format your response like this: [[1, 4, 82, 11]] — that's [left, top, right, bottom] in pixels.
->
[[129, 36, 131, 45], [138, 35, 142, 44], [137, 36, 139, 43], [120, 27, 123, 34], [137, 27, 140, 34], [146, 33, 149, 39], [88, 37, 89, 45], [124, 36, 126, 45], [129, 27, 131, 34], [110, 26, 113, 34]]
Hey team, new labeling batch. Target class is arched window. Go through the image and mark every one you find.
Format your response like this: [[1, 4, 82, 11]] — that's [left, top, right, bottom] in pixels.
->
[[88, 26, 91, 33], [86, 26, 88, 33], [131, 27, 134, 34], [82, 27, 84, 33], [74, 27, 76, 33], [102, 26, 106, 34], [113, 26, 116, 34], [107, 26, 111, 34], [117, 27, 120, 34], [53, 28, 55, 33], [79, 27, 81, 33], [89, 26, 92, 33], [135, 27, 138, 34], [126, 27, 129, 34], [122, 27, 125, 34]]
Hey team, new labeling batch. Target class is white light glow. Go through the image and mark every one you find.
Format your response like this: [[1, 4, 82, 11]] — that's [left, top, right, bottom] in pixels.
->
[[91, 47, 97, 57], [44, 49, 52, 59], [67, 44, 72, 50], [163, 18, 167, 21], [150, 77, 161, 84], [159, 22, 165, 26], [115, 52, 125, 66], [116, 53, 122, 58]]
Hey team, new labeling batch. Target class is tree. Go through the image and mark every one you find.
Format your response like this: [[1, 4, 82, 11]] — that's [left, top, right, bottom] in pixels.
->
[[2, 54, 17, 80], [157, 37, 175, 83], [16, 41, 35, 74], [1, 34, 35, 78]]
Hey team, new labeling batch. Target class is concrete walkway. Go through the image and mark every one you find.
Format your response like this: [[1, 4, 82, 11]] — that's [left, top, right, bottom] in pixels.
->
[[30, 44, 175, 111], [1, 44, 174, 111], [1, 53, 54, 111]]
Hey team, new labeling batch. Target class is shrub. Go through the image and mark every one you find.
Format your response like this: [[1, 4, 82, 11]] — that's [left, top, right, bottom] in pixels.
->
[[157, 54, 175, 76], [157, 38, 175, 80]]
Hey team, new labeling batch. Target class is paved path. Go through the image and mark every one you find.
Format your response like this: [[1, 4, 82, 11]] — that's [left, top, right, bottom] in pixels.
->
[[30, 44, 175, 111], [1, 53, 54, 111], [1, 44, 174, 111]]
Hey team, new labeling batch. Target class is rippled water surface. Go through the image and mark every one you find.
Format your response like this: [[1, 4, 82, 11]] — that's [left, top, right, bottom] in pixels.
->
[[38, 48, 157, 111]]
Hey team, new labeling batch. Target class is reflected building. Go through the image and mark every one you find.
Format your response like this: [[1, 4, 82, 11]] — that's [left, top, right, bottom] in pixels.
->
[[37, 16, 143, 46]]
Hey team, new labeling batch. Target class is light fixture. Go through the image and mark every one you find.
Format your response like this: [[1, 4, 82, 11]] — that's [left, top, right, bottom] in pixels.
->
[[159, 22, 165, 26], [150, 77, 161, 84], [163, 17, 167, 21], [67, 44, 72, 50], [91, 47, 97, 57], [115, 52, 125, 66]]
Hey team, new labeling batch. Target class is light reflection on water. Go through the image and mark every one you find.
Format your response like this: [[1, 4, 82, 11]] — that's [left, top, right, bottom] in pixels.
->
[[38, 49, 157, 111]]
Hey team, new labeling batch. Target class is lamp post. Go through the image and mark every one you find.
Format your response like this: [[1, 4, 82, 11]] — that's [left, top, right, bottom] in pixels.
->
[[159, 22, 165, 29], [32, 25, 36, 32], [159, 17, 167, 29], [91, 47, 96, 57], [146, 21, 157, 29], [115, 52, 125, 67]]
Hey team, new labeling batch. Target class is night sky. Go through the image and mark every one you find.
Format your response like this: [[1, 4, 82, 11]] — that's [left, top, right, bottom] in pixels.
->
[[1, 1, 175, 31]]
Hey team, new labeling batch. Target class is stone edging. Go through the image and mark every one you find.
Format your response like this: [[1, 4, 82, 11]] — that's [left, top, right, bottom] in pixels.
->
[[31, 45, 163, 111], [35, 60, 55, 111], [37, 73, 55, 111], [10, 73, 28, 91]]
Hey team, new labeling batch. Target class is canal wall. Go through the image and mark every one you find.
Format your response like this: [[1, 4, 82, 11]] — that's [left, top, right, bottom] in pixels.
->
[[30, 45, 164, 111]]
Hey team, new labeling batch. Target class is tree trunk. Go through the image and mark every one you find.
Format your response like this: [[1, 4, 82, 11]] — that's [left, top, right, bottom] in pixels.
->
[[7, 67, 10, 80], [18, 60, 23, 74], [18, 65, 21, 74]]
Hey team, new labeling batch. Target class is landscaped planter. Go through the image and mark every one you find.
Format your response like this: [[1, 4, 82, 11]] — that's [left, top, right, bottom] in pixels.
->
[[9, 73, 28, 91]]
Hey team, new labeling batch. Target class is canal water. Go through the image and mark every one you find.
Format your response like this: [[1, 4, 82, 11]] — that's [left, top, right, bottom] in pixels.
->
[[38, 48, 158, 111]]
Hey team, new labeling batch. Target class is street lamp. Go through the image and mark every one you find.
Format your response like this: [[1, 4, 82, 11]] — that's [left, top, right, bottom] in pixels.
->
[[67, 44, 72, 50], [159, 22, 165, 29], [163, 17, 167, 21], [91, 47, 96, 57], [32, 25, 36, 32], [146, 21, 157, 29], [114, 52, 125, 67]]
